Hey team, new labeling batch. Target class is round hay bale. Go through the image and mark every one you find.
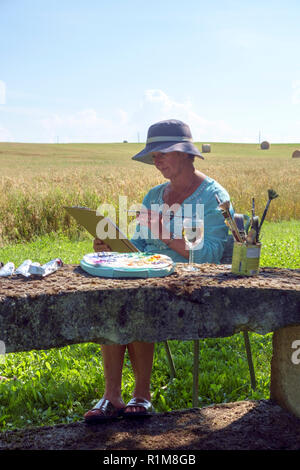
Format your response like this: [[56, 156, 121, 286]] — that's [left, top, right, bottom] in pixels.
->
[[202, 144, 211, 153], [260, 141, 270, 150], [292, 149, 300, 158]]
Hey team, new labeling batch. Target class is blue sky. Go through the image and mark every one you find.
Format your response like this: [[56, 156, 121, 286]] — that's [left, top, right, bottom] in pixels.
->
[[1, 0, 300, 143]]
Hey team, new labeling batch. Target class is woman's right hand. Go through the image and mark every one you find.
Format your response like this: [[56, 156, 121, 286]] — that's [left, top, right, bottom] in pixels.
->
[[93, 238, 112, 252]]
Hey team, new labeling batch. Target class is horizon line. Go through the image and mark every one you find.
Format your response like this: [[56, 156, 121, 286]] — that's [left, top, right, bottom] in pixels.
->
[[0, 141, 300, 146]]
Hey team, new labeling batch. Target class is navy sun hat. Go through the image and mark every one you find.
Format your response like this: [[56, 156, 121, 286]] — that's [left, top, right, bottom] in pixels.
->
[[131, 119, 204, 165]]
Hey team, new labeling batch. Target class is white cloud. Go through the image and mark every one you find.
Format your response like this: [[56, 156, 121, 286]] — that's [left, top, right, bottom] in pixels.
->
[[117, 108, 129, 125], [37, 89, 255, 143], [0, 124, 14, 142], [41, 108, 129, 143], [133, 89, 240, 142], [2, 88, 299, 144]]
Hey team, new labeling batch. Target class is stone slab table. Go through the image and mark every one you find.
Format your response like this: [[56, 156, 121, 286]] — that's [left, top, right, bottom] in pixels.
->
[[1, 263, 300, 418]]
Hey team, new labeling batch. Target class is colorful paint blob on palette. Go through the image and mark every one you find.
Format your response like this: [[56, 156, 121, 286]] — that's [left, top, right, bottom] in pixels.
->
[[82, 252, 173, 269]]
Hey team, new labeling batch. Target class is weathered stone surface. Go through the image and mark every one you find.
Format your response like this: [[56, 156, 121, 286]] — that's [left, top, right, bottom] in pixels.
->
[[1, 264, 300, 353], [270, 325, 300, 418]]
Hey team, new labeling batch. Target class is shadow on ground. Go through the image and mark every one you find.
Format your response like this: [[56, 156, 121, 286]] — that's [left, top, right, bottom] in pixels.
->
[[1, 400, 300, 450]]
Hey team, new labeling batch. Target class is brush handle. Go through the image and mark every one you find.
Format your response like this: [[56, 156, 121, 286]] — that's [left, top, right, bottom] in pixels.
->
[[251, 216, 260, 243], [215, 195, 243, 243], [258, 200, 270, 230], [222, 212, 244, 243]]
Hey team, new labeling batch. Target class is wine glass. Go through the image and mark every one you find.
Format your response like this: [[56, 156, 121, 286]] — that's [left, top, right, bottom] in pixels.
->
[[182, 215, 204, 272]]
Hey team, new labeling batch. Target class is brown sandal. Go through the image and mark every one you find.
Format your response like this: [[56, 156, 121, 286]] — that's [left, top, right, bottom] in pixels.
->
[[84, 398, 125, 424]]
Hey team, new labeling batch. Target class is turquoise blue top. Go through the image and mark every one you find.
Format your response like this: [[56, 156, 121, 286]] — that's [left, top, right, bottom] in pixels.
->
[[130, 176, 230, 264]]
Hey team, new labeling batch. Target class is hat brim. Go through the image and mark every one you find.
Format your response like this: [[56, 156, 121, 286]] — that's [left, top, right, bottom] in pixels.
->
[[132, 141, 204, 165]]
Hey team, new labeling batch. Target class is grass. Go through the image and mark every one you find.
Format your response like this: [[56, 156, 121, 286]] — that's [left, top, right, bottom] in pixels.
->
[[1, 220, 298, 431], [0, 141, 299, 431], [1, 141, 300, 244], [0, 231, 93, 266], [260, 220, 300, 268]]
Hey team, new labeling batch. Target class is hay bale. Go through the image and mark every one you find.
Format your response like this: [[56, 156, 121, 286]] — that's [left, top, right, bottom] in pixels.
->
[[292, 149, 300, 158], [202, 144, 211, 153], [260, 141, 270, 150]]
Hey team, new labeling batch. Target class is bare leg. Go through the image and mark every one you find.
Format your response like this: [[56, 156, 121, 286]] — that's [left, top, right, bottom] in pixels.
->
[[101, 343, 127, 407], [84, 343, 126, 419], [126, 341, 154, 413]]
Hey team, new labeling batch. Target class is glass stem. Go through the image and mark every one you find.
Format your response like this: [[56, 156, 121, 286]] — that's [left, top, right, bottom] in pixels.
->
[[189, 248, 194, 266]]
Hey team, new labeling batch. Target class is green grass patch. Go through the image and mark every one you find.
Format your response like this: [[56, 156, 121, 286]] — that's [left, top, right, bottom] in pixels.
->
[[260, 220, 300, 268], [0, 231, 93, 266]]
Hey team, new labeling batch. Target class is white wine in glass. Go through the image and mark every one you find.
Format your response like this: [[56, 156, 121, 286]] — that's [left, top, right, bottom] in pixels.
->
[[182, 218, 204, 272]]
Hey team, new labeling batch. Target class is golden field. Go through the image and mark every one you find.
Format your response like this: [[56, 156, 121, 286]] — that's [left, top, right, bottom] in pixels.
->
[[0, 141, 299, 244]]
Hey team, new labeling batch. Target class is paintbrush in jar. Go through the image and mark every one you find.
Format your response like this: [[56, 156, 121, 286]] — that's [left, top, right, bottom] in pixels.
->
[[257, 189, 279, 239], [215, 196, 244, 243], [234, 213, 246, 242]]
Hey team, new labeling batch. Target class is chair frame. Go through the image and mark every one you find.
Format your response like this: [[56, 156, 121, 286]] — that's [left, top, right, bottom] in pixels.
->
[[163, 234, 256, 407]]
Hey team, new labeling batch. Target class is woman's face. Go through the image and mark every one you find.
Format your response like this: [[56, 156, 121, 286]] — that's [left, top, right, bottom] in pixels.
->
[[152, 151, 190, 179]]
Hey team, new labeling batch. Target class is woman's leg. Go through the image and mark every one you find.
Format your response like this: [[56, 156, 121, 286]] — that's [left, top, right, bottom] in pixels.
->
[[101, 343, 127, 408], [126, 341, 155, 412], [84, 343, 126, 419]]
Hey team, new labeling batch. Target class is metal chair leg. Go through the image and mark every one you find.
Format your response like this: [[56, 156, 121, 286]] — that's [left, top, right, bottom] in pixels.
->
[[164, 332, 256, 409], [191, 333, 256, 407], [243, 331, 256, 390], [192, 339, 199, 407], [163, 341, 176, 379]]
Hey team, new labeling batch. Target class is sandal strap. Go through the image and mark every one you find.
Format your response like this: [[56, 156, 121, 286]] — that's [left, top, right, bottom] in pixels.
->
[[91, 398, 120, 416], [126, 397, 153, 410], [92, 397, 109, 410]]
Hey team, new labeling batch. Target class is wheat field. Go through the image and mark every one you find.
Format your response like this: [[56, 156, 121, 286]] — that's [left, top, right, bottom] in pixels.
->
[[0, 141, 299, 244]]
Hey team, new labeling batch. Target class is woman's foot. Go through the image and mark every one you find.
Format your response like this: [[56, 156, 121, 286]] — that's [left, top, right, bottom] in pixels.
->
[[84, 397, 125, 423], [123, 397, 155, 417], [84, 396, 125, 423]]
